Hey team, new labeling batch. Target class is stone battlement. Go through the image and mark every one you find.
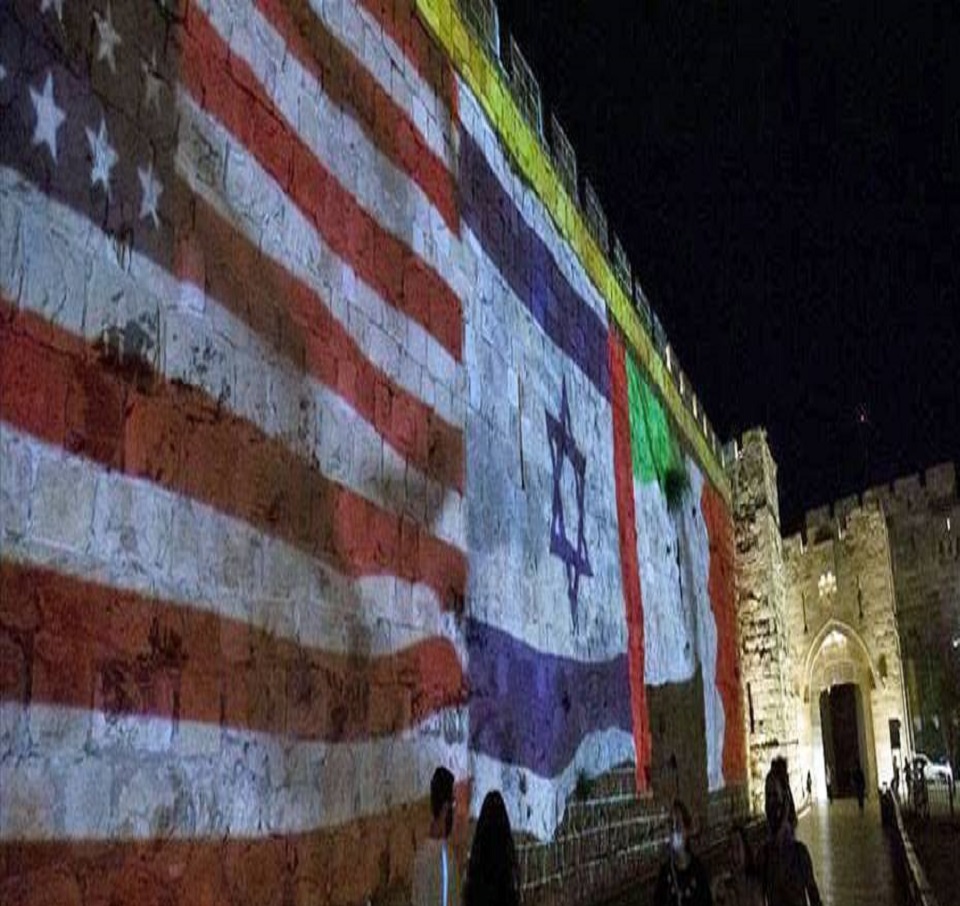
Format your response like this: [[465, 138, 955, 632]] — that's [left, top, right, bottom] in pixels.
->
[[449, 0, 726, 475], [861, 462, 957, 514], [784, 463, 956, 551]]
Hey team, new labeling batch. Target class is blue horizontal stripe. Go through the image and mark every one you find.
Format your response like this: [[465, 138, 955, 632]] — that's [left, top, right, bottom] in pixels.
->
[[467, 619, 632, 777], [459, 132, 611, 399]]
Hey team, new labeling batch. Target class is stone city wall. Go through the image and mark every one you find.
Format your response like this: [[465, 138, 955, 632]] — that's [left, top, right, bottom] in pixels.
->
[[0, 1, 746, 905], [870, 466, 959, 761]]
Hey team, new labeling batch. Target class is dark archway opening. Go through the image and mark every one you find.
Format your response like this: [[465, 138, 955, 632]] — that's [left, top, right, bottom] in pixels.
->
[[820, 683, 865, 798]]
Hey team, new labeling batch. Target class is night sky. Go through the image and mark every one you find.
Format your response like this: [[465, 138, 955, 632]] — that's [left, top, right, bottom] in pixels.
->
[[495, 0, 959, 531]]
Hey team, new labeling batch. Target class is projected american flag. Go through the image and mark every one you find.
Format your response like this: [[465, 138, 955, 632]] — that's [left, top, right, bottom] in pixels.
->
[[0, 0, 469, 901]]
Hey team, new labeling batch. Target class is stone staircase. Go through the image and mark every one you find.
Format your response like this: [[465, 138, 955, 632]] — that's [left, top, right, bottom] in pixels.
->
[[516, 767, 751, 906]]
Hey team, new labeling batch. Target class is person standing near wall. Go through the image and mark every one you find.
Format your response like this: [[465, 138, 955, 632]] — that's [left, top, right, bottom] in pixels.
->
[[413, 768, 461, 906], [757, 768, 822, 906], [770, 757, 798, 828], [654, 799, 713, 906], [852, 763, 866, 813], [463, 792, 520, 906]]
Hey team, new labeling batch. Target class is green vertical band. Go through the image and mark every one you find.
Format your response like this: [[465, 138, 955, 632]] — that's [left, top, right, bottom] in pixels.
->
[[626, 352, 682, 491]]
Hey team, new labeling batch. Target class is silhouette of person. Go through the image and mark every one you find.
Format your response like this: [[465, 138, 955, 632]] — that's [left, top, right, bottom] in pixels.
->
[[464, 791, 519, 906], [654, 799, 713, 906], [770, 757, 798, 828], [757, 768, 823, 906], [413, 767, 460, 906], [853, 763, 866, 813]]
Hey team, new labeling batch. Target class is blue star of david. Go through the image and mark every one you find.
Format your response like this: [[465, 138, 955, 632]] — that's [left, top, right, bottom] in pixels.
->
[[546, 378, 593, 630]]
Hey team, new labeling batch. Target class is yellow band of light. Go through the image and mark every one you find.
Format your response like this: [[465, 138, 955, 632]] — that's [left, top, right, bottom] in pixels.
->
[[416, 0, 730, 500]]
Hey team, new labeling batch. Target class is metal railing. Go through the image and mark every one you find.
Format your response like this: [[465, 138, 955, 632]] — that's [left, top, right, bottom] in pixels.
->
[[888, 793, 943, 906], [897, 778, 957, 821]]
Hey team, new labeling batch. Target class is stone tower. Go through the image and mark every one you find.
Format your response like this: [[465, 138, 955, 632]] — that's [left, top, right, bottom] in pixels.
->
[[729, 430, 800, 811]]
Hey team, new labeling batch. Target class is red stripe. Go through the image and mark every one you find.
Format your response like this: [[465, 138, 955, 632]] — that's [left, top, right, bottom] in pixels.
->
[[608, 330, 651, 792], [180, 8, 463, 362], [0, 559, 466, 741], [254, 0, 459, 232], [176, 187, 464, 492], [354, 0, 458, 117], [0, 782, 470, 906], [0, 301, 467, 607], [701, 482, 747, 783]]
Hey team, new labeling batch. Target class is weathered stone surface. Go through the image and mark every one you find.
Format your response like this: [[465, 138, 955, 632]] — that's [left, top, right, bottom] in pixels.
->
[[0, 2, 747, 905], [733, 430, 957, 814], [730, 430, 799, 811]]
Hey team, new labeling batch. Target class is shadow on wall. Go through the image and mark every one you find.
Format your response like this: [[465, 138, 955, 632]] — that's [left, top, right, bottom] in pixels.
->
[[647, 669, 710, 821]]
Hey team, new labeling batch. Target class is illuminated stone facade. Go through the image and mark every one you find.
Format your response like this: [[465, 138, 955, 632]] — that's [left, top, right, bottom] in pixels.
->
[[0, 2, 746, 906], [733, 431, 958, 809]]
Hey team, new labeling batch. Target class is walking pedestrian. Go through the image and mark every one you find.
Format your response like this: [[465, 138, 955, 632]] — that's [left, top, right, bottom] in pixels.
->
[[757, 768, 823, 906], [654, 799, 713, 906], [770, 757, 798, 828], [805, 771, 812, 803], [413, 767, 461, 906], [853, 763, 866, 813], [463, 791, 519, 906]]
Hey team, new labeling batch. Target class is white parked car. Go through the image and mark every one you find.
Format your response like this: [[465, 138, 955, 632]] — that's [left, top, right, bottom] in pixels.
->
[[913, 753, 954, 785]]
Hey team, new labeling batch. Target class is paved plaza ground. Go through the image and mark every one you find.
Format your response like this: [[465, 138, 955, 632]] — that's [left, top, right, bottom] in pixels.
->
[[797, 800, 906, 906]]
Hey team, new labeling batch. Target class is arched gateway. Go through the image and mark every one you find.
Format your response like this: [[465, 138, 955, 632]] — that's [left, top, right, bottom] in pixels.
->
[[804, 620, 883, 798], [784, 505, 911, 803]]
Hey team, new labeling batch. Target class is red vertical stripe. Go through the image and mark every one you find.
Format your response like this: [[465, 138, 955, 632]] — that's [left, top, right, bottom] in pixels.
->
[[702, 482, 747, 783], [608, 330, 651, 791]]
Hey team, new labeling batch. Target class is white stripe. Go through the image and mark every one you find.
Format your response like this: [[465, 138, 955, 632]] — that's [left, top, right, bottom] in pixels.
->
[[0, 703, 467, 840], [470, 729, 636, 841], [338, 0, 456, 162], [0, 426, 465, 661], [457, 80, 610, 325], [174, 98, 466, 432], [678, 459, 725, 792], [192, 0, 466, 303], [194, 0, 453, 167], [634, 472, 697, 685], [464, 234, 628, 663], [0, 168, 465, 550]]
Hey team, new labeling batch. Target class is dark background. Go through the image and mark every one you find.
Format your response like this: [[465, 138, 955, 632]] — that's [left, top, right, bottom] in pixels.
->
[[494, 0, 959, 531]]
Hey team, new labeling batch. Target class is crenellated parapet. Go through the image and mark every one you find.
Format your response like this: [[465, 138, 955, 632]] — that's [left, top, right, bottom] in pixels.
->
[[793, 463, 957, 536], [783, 498, 886, 554]]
